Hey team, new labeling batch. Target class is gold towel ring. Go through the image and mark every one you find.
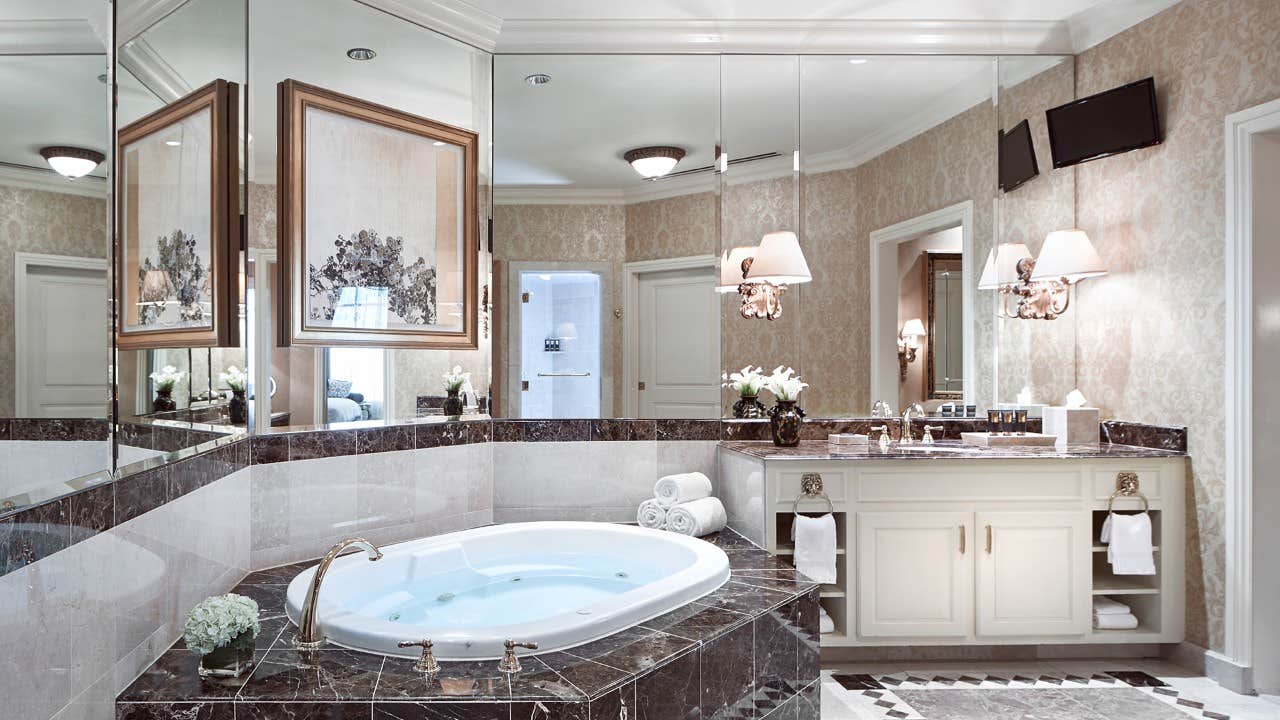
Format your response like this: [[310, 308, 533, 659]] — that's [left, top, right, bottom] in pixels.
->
[[794, 472, 835, 515], [1107, 472, 1149, 513]]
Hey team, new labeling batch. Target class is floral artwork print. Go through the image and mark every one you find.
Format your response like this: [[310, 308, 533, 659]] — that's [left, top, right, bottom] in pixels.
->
[[137, 229, 210, 326], [307, 229, 438, 325]]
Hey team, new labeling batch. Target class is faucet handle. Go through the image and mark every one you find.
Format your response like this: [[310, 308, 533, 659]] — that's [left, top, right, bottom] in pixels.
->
[[398, 638, 439, 674], [498, 639, 539, 674], [922, 425, 945, 445]]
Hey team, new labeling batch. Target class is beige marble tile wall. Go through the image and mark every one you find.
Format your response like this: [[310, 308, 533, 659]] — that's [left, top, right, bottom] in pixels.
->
[[0, 468, 250, 720], [1072, 0, 1280, 651], [0, 185, 107, 416]]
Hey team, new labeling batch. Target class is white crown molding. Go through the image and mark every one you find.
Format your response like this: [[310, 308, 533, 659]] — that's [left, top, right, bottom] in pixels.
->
[[0, 19, 104, 54], [119, 37, 190, 103], [357, 0, 503, 51], [493, 186, 625, 205], [0, 164, 107, 198], [116, 0, 190, 46], [1066, 0, 1181, 54], [493, 18, 1073, 55]]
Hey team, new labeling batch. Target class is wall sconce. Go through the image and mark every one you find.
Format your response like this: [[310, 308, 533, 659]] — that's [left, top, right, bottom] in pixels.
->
[[979, 230, 1106, 320], [898, 318, 926, 380], [716, 231, 812, 321]]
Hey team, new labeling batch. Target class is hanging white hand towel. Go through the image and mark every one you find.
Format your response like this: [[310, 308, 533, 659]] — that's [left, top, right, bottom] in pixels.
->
[[637, 499, 668, 530], [666, 497, 727, 537], [1093, 612, 1139, 630], [1100, 512, 1156, 575], [791, 513, 837, 584], [654, 472, 713, 507]]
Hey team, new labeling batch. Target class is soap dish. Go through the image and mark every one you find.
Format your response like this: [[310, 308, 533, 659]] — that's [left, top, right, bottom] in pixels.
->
[[961, 431, 1057, 447]]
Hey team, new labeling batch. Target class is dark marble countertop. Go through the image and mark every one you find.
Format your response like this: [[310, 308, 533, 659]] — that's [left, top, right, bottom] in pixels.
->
[[116, 528, 819, 714], [720, 439, 1187, 461]]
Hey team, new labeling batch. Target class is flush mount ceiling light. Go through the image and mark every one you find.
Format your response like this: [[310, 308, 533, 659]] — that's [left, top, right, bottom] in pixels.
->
[[979, 230, 1107, 320], [346, 47, 376, 61], [525, 73, 551, 86], [624, 146, 686, 179], [39, 146, 104, 179]]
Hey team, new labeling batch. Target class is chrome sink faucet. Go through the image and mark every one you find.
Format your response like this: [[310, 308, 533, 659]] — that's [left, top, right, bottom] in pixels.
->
[[871, 400, 892, 418], [296, 538, 383, 649], [901, 403, 924, 444]]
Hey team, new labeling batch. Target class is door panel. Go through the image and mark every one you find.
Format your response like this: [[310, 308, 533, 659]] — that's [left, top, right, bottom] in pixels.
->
[[22, 266, 108, 417], [976, 511, 1090, 637], [857, 511, 972, 638], [637, 266, 718, 418]]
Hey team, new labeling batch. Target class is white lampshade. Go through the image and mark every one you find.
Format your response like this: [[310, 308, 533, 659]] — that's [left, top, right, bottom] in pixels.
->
[[744, 231, 811, 285], [624, 146, 685, 179], [978, 243, 1032, 289], [1031, 229, 1107, 283], [900, 318, 926, 338], [716, 246, 757, 293]]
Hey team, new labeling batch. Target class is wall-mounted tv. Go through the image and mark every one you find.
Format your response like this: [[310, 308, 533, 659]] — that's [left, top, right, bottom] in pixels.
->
[[999, 119, 1038, 193], [1046, 76, 1161, 169]]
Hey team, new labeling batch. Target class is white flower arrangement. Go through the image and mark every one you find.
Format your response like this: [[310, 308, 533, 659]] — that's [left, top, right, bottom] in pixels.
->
[[149, 365, 184, 391], [721, 366, 767, 397], [764, 366, 809, 402], [219, 366, 247, 392], [442, 365, 473, 393], [182, 593, 260, 656]]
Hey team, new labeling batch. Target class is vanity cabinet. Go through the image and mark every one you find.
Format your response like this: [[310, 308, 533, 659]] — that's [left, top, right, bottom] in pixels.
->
[[975, 511, 1091, 637], [857, 511, 972, 638]]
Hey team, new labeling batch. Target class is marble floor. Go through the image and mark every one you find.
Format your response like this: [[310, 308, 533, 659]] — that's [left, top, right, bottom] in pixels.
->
[[821, 660, 1280, 720]]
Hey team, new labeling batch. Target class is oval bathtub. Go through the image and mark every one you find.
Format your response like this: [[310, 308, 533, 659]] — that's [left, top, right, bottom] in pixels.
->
[[284, 521, 731, 660]]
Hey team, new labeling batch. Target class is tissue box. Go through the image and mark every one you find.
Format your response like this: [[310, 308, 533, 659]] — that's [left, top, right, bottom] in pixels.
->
[[1042, 407, 1100, 448]]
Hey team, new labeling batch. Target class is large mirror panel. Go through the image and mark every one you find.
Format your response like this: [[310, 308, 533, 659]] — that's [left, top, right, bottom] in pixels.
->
[[248, 0, 492, 429], [0, 19, 112, 510]]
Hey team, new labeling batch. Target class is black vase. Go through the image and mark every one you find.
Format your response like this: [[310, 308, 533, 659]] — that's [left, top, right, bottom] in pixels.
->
[[732, 394, 767, 419], [443, 388, 464, 416], [769, 400, 805, 447], [229, 389, 247, 424], [153, 388, 176, 412]]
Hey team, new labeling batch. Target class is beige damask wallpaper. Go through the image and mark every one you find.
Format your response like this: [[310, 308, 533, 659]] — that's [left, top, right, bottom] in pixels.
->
[[0, 184, 108, 416], [625, 191, 717, 262], [1072, 0, 1280, 651]]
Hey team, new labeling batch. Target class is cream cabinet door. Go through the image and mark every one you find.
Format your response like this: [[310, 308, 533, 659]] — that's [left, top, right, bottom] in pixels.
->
[[857, 512, 972, 638], [976, 511, 1090, 637]]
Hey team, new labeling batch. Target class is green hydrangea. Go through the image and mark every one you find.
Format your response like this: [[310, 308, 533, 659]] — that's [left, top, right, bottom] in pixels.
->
[[182, 593, 260, 656]]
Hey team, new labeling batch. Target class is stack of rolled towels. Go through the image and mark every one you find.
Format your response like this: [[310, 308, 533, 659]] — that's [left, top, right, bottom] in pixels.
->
[[637, 472, 727, 537], [1092, 596, 1139, 630]]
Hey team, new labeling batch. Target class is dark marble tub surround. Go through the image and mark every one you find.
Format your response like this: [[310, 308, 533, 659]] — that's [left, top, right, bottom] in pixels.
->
[[118, 418, 232, 453], [117, 528, 822, 720], [248, 415, 493, 464], [0, 416, 111, 441], [721, 439, 1187, 462], [1100, 420, 1188, 452]]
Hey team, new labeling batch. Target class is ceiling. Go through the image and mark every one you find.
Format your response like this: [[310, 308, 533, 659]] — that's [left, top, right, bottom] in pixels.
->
[[0, 55, 109, 182]]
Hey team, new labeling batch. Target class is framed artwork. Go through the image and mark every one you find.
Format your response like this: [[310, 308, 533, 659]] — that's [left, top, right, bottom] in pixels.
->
[[116, 79, 240, 349], [277, 79, 479, 349]]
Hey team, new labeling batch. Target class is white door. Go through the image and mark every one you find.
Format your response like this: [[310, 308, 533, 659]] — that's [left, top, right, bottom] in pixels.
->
[[18, 259, 108, 417], [857, 511, 972, 638], [976, 511, 1091, 637], [637, 266, 719, 418]]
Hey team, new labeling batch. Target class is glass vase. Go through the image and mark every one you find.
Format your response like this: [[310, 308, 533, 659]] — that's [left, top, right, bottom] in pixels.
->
[[229, 389, 247, 424], [443, 388, 464, 416], [732, 394, 767, 419], [153, 387, 176, 412], [198, 630, 254, 678], [769, 400, 804, 447]]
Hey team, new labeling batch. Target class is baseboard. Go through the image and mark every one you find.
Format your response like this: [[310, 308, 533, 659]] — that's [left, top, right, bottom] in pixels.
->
[[820, 644, 1166, 664], [1204, 649, 1255, 695]]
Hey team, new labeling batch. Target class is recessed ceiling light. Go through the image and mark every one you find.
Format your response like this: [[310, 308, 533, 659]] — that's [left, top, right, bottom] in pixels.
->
[[165, 140, 181, 147], [347, 47, 376, 61], [39, 146, 104, 179], [525, 73, 551, 87], [432, 141, 445, 147], [624, 146, 686, 179], [848, 58, 868, 65]]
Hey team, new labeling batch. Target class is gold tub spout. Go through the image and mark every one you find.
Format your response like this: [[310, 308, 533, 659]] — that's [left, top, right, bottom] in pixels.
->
[[295, 537, 383, 649]]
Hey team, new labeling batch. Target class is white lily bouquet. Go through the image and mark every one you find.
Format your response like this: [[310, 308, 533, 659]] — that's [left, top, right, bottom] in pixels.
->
[[764, 366, 808, 446], [149, 365, 184, 392], [220, 365, 248, 393], [723, 366, 769, 419], [183, 593, 260, 677], [442, 365, 473, 394], [764, 366, 808, 402]]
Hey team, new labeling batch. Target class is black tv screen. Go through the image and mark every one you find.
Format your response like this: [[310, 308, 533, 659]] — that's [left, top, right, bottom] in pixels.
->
[[1046, 77, 1161, 168], [999, 119, 1038, 192]]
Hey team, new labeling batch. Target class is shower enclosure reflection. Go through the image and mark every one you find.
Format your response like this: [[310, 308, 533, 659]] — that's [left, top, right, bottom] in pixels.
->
[[514, 271, 603, 418]]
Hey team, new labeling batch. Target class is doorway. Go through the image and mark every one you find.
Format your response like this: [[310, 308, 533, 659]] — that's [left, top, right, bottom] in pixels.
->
[[14, 252, 108, 417]]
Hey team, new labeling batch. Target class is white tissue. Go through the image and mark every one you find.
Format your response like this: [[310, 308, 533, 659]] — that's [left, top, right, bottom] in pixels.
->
[[1065, 389, 1088, 408], [1017, 386, 1034, 405]]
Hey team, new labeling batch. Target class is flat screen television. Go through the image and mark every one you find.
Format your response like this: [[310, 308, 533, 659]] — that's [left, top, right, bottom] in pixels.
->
[[998, 119, 1038, 192], [1046, 76, 1161, 168]]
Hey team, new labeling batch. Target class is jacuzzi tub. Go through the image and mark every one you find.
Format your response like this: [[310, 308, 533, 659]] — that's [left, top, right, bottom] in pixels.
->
[[284, 521, 731, 660]]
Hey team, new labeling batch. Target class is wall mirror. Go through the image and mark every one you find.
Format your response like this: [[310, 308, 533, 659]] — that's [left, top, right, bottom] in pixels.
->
[[0, 4, 112, 511], [926, 252, 964, 401], [247, 0, 491, 430]]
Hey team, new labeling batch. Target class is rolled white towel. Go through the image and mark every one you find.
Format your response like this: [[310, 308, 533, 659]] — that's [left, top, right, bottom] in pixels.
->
[[666, 497, 727, 537], [654, 472, 713, 507], [819, 606, 836, 634], [1092, 596, 1131, 616], [1093, 612, 1139, 630], [637, 499, 668, 530]]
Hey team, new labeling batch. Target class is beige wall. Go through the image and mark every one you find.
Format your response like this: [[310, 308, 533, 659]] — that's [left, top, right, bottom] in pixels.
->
[[1072, 0, 1280, 651], [0, 184, 108, 416]]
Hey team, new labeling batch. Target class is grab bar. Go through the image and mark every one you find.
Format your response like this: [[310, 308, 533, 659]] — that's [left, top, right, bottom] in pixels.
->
[[536, 372, 592, 378]]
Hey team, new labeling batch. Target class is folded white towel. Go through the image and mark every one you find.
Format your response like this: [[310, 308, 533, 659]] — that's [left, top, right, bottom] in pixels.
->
[[1100, 512, 1156, 575], [666, 497, 727, 537], [1092, 596, 1132, 616], [1093, 612, 1139, 630], [637, 499, 668, 530], [654, 472, 713, 507], [819, 606, 835, 634], [791, 513, 837, 584]]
